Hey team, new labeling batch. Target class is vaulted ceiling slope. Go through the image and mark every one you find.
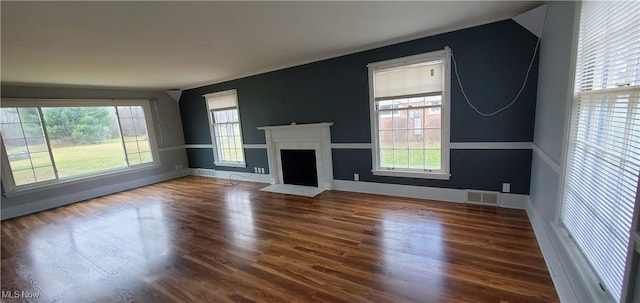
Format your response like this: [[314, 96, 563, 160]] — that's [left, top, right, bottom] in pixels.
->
[[1, 1, 540, 90]]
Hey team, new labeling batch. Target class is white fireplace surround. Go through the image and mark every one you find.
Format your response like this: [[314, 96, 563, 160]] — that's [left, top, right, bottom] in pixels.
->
[[257, 123, 334, 192]]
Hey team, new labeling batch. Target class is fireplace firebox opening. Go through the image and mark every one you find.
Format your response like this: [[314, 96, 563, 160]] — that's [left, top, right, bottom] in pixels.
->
[[280, 149, 318, 187]]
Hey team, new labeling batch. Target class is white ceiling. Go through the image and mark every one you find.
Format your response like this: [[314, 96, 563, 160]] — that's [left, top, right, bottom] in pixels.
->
[[1, 1, 540, 90]]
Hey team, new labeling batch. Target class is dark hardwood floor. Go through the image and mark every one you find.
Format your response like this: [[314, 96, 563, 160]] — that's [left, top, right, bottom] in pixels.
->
[[1, 176, 558, 302]]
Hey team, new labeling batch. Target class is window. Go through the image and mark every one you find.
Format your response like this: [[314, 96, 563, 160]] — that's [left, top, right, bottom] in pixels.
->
[[561, 1, 640, 301], [204, 89, 245, 167], [368, 49, 451, 180], [0, 99, 158, 192]]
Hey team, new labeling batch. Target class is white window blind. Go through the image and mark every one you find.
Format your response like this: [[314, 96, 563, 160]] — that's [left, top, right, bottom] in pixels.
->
[[561, 1, 640, 301], [205, 90, 238, 110], [374, 61, 443, 100]]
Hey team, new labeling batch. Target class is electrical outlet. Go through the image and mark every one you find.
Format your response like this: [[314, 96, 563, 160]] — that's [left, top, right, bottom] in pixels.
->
[[260, 168, 265, 174], [254, 167, 258, 173], [354, 173, 359, 181], [502, 183, 511, 193]]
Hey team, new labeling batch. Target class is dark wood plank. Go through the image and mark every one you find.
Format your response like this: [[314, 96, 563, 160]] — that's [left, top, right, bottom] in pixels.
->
[[1, 176, 558, 302]]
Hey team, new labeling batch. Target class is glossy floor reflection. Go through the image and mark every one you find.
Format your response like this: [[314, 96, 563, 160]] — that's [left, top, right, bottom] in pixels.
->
[[1, 177, 559, 302]]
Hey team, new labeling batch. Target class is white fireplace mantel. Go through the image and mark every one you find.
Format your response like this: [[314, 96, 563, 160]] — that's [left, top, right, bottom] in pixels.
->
[[257, 122, 334, 191]]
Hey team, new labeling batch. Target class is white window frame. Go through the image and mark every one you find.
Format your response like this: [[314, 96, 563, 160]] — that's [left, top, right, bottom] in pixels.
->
[[0, 98, 160, 195], [368, 48, 451, 180], [203, 89, 246, 168], [556, 1, 640, 302]]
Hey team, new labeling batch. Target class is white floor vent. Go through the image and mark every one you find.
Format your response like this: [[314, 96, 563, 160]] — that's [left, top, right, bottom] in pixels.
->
[[465, 190, 500, 206]]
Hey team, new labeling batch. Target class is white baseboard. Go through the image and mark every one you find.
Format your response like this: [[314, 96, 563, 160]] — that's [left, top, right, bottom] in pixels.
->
[[526, 198, 578, 303], [1, 169, 190, 220], [333, 179, 466, 203], [332, 180, 528, 209], [500, 193, 529, 209], [190, 168, 271, 183], [188, 173, 529, 209]]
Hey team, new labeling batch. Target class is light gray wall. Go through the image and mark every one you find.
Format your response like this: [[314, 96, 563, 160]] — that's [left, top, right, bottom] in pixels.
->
[[0, 85, 189, 219], [529, 2, 593, 302], [530, 0, 578, 216], [532, 2, 576, 164]]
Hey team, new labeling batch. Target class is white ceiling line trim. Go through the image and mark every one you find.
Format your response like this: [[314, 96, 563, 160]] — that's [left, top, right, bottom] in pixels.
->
[[450, 142, 533, 150]]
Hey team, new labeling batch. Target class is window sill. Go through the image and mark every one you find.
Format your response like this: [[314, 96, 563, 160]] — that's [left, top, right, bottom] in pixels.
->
[[372, 169, 450, 180], [214, 161, 246, 168], [3, 163, 161, 198], [551, 224, 616, 302]]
